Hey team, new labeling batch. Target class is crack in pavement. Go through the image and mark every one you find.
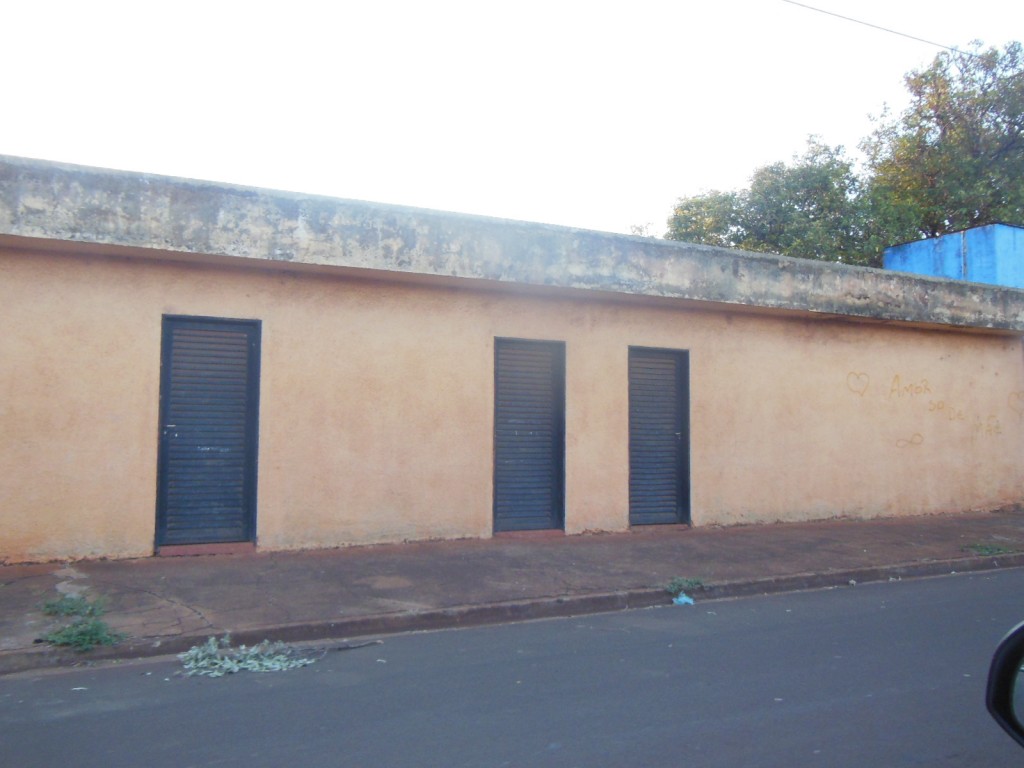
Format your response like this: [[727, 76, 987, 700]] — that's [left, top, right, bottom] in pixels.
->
[[78, 578, 216, 639]]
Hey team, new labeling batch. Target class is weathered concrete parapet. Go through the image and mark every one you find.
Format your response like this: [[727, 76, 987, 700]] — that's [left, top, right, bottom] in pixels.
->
[[2, 154, 1022, 332]]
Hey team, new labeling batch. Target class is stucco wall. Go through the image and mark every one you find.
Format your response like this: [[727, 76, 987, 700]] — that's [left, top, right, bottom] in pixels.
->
[[2, 246, 1023, 562]]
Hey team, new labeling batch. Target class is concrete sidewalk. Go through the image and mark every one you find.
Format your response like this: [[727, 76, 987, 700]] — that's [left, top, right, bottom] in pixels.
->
[[3, 508, 1024, 675]]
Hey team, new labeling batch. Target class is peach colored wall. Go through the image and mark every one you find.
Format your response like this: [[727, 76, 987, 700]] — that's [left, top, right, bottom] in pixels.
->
[[2, 246, 1022, 562]]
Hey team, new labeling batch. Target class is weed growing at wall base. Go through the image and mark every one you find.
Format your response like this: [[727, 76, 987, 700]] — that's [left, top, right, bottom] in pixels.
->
[[43, 619, 126, 652], [665, 577, 705, 597], [963, 543, 1020, 557], [40, 594, 125, 652], [42, 594, 104, 618]]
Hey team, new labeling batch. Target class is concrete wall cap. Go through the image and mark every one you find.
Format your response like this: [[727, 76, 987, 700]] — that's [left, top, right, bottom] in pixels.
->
[[1, 154, 1022, 333]]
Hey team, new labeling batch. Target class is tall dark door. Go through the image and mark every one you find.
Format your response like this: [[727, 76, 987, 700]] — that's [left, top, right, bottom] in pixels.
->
[[156, 316, 261, 546], [493, 339, 565, 532], [629, 347, 690, 525]]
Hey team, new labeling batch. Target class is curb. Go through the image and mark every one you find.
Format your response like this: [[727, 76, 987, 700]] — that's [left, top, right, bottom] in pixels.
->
[[3, 554, 1023, 676]]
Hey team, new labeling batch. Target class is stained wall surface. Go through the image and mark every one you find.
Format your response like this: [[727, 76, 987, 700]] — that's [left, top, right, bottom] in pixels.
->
[[3, 245, 1022, 562]]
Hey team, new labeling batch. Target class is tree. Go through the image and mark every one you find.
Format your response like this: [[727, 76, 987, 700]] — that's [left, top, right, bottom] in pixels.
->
[[666, 139, 872, 265], [863, 41, 1024, 244], [666, 41, 1024, 267], [663, 189, 743, 249]]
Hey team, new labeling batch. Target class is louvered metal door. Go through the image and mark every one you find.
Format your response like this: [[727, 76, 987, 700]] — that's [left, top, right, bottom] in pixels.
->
[[629, 347, 690, 525], [156, 317, 261, 546], [493, 339, 565, 532]]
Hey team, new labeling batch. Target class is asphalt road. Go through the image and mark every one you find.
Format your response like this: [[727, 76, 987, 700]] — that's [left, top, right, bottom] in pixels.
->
[[3, 569, 1024, 767]]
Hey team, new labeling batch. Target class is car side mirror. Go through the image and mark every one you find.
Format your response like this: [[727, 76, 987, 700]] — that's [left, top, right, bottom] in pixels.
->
[[987, 621, 1024, 748]]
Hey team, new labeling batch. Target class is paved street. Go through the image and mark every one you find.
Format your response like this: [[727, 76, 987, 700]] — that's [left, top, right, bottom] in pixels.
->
[[3, 569, 1024, 767]]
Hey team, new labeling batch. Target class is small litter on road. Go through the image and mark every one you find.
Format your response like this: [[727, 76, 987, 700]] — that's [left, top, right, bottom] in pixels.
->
[[666, 577, 703, 606]]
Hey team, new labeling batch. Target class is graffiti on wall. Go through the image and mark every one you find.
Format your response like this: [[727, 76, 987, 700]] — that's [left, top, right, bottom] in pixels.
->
[[846, 370, 1017, 447], [846, 372, 869, 396]]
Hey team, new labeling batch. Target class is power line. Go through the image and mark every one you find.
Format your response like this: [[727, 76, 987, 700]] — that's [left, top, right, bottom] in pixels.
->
[[780, 0, 980, 57]]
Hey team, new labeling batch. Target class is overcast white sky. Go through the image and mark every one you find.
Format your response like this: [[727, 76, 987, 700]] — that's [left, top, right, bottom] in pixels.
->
[[3, 1, 1022, 235]]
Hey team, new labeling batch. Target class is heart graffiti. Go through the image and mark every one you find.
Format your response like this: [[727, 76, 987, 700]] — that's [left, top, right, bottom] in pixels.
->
[[847, 372, 870, 396]]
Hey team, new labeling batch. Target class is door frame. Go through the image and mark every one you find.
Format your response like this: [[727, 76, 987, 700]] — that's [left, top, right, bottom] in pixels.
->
[[155, 315, 262, 548], [492, 337, 566, 532], [628, 346, 691, 526]]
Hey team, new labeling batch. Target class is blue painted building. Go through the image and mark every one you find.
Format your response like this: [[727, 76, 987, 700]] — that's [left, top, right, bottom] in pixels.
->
[[883, 224, 1024, 288]]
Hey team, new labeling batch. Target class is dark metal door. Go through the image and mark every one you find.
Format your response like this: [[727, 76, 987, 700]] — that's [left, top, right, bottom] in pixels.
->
[[493, 338, 565, 532], [629, 347, 690, 525], [156, 316, 261, 546]]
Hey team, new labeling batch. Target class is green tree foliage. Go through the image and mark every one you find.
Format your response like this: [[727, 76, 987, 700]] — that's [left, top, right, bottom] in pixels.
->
[[863, 41, 1024, 243], [744, 141, 867, 263], [663, 189, 743, 249], [666, 42, 1024, 267], [666, 140, 870, 264]]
